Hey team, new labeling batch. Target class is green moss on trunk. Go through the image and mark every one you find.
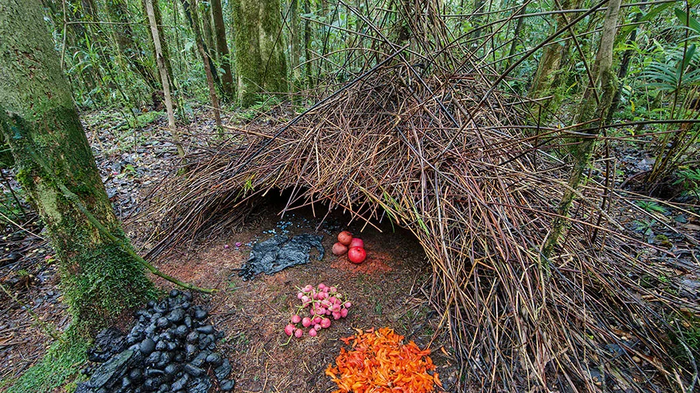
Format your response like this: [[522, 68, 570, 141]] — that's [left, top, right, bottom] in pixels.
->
[[0, 0, 155, 330], [232, 0, 288, 106]]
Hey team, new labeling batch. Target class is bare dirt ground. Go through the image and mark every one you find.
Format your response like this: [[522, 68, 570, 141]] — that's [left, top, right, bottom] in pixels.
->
[[0, 108, 457, 392], [153, 198, 458, 392]]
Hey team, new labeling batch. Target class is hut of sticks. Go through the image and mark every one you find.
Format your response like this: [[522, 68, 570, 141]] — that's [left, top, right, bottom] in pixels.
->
[[141, 3, 698, 391]]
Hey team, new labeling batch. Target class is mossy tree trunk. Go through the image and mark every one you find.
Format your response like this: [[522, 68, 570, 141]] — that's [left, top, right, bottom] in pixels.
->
[[0, 0, 155, 331], [542, 0, 622, 259], [232, 0, 288, 107], [199, 0, 216, 63], [521, 0, 581, 98], [211, 0, 235, 101], [181, 0, 222, 130]]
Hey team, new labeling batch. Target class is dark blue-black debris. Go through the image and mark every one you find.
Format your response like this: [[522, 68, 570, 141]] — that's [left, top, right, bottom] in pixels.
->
[[75, 290, 234, 393], [238, 234, 324, 280]]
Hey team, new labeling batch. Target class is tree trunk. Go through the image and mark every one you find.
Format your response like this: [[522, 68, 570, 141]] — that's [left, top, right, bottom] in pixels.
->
[[289, 0, 300, 84], [181, 0, 222, 131], [145, 0, 184, 157], [105, 0, 159, 90], [211, 0, 235, 100], [200, 0, 216, 63], [141, 0, 174, 84], [303, 0, 312, 87], [504, 1, 527, 70], [606, 10, 643, 124], [232, 0, 288, 106], [529, 0, 575, 98], [181, 0, 222, 93], [0, 0, 155, 329], [542, 0, 622, 259]]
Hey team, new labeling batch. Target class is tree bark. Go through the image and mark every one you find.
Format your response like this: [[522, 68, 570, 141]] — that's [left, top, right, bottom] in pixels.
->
[[504, 1, 527, 70], [289, 0, 300, 84], [181, 0, 222, 131], [211, 0, 235, 100], [105, 0, 159, 90], [542, 0, 622, 259], [606, 10, 643, 125], [529, 0, 576, 99], [232, 0, 288, 106], [303, 0, 312, 87], [0, 0, 154, 329], [200, 0, 216, 64], [145, 0, 184, 157], [141, 0, 174, 85]]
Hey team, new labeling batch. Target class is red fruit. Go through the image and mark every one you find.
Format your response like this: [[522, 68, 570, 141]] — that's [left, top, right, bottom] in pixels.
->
[[294, 328, 303, 338], [349, 238, 364, 248], [320, 318, 331, 328], [337, 231, 353, 246], [284, 324, 295, 336], [347, 247, 366, 264], [332, 242, 348, 255]]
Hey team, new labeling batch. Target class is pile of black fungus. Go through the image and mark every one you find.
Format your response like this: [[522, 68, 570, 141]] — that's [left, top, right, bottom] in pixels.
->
[[76, 290, 234, 392]]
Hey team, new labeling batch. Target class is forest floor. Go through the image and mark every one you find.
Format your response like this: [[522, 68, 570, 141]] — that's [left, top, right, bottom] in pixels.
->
[[0, 106, 458, 392], [1, 105, 699, 392]]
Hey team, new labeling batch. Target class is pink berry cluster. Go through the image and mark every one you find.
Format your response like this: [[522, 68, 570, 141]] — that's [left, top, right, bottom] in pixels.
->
[[284, 283, 352, 338]]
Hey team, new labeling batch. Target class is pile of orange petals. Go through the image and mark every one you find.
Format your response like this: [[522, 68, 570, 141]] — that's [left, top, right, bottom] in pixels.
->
[[326, 327, 442, 392]]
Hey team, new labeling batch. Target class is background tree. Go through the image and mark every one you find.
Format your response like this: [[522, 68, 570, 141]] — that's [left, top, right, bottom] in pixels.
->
[[528, 0, 582, 120], [181, 0, 223, 130], [105, 0, 159, 90], [141, 0, 174, 84], [542, 0, 623, 258], [0, 0, 155, 330], [145, 0, 184, 156], [211, 0, 235, 100], [232, 0, 288, 106]]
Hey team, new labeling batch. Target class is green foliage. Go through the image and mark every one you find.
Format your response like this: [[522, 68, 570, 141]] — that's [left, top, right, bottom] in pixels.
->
[[668, 314, 700, 364], [0, 183, 25, 221], [632, 218, 656, 236], [642, 45, 700, 93], [4, 329, 90, 393], [674, 167, 700, 199], [130, 110, 164, 128], [636, 200, 668, 214], [234, 96, 283, 121]]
